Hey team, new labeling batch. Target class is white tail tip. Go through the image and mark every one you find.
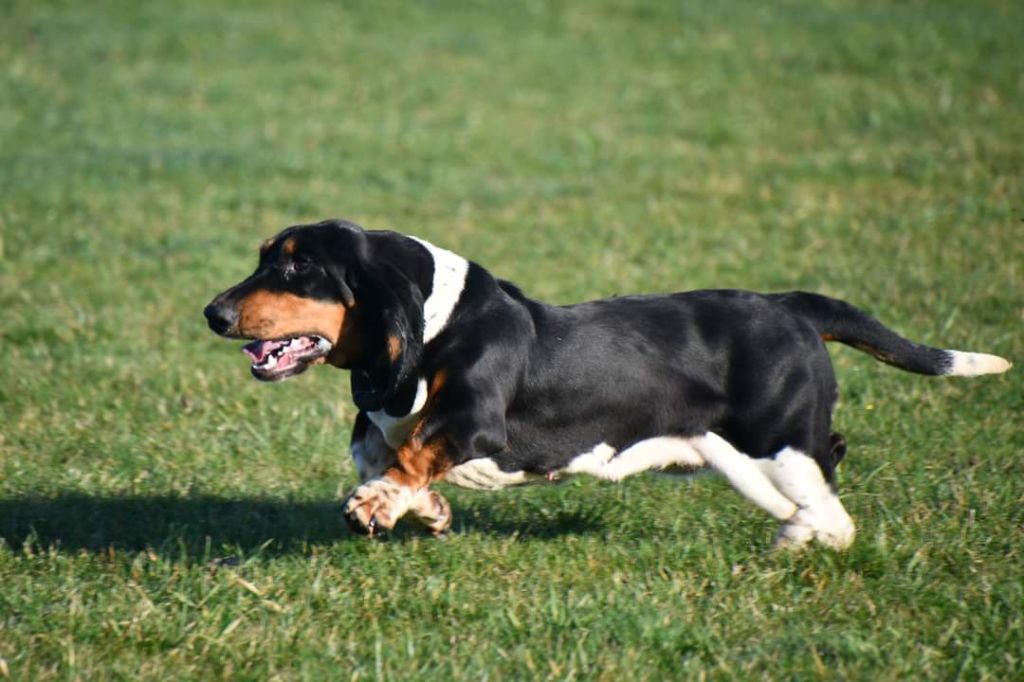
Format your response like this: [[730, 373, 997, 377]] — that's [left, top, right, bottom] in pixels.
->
[[946, 350, 1013, 377]]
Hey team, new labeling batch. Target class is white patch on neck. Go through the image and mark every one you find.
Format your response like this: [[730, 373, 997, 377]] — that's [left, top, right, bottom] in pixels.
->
[[362, 238, 466, 450], [410, 236, 469, 344], [366, 377, 429, 449]]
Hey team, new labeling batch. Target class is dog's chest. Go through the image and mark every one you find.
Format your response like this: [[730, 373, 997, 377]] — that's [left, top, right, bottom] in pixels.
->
[[367, 378, 428, 449]]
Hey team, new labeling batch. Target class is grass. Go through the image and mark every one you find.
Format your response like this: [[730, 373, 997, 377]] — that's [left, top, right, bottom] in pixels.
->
[[1, 0, 1022, 678]]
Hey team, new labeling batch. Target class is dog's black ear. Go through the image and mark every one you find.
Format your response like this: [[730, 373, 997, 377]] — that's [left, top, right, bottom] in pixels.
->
[[323, 259, 357, 308], [320, 223, 428, 411], [362, 259, 425, 402]]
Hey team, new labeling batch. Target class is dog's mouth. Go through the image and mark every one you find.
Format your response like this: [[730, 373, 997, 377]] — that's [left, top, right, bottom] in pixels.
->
[[242, 335, 333, 382]]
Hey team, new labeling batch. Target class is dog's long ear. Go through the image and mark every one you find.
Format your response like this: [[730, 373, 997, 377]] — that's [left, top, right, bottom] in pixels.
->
[[361, 259, 425, 402], [321, 224, 428, 410], [322, 259, 357, 308]]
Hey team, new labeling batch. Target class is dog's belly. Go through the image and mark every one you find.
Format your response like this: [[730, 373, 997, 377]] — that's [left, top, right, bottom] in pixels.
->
[[442, 436, 707, 490]]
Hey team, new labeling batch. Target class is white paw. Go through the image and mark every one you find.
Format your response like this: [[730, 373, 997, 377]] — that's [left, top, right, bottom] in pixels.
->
[[775, 507, 855, 551], [409, 489, 453, 536], [813, 514, 855, 550], [342, 477, 413, 536], [774, 509, 817, 550]]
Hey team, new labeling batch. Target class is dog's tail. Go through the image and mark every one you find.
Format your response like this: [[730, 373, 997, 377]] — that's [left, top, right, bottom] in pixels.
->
[[770, 292, 1011, 377]]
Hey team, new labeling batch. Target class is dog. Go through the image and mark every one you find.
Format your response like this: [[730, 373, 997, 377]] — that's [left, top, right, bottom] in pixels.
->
[[204, 219, 1011, 549]]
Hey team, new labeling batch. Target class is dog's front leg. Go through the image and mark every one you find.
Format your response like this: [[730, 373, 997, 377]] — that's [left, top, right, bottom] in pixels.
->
[[344, 368, 509, 537], [343, 478, 451, 537], [343, 435, 453, 537], [347, 412, 452, 536], [341, 475, 414, 537], [407, 488, 452, 536]]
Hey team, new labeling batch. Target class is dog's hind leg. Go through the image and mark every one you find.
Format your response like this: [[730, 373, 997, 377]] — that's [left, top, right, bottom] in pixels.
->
[[691, 432, 799, 522], [561, 438, 705, 482], [691, 433, 855, 549], [761, 447, 855, 550]]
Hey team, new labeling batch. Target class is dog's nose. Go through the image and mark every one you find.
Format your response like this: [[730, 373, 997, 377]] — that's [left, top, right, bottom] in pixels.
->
[[204, 302, 238, 335]]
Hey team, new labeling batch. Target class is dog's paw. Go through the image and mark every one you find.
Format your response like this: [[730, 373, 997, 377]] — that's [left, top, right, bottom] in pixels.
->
[[342, 477, 413, 537], [774, 506, 855, 551], [409, 489, 453, 536], [812, 510, 855, 550], [774, 509, 817, 550]]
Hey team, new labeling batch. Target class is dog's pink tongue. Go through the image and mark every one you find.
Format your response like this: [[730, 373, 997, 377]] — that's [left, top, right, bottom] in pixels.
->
[[243, 339, 283, 363]]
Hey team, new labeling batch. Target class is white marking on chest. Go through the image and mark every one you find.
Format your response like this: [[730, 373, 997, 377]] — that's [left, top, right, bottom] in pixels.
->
[[366, 378, 429, 449], [350, 421, 397, 482], [359, 240, 467, 452], [410, 236, 469, 344]]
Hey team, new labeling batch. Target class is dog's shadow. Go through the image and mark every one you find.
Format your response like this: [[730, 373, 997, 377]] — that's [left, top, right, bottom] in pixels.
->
[[0, 491, 605, 559]]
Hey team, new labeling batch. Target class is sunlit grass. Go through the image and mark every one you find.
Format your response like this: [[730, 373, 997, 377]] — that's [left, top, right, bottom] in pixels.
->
[[1, 0, 1021, 678]]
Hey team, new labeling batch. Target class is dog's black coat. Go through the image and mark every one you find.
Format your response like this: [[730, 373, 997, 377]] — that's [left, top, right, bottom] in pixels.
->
[[206, 219, 964, 487]]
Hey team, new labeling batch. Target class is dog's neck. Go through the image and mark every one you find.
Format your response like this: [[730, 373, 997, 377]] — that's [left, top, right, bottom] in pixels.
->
[[409, 236, 469, 345]]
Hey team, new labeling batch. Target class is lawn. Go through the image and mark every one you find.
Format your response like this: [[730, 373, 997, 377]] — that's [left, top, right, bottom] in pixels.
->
[[1, 0, 1022, 678]]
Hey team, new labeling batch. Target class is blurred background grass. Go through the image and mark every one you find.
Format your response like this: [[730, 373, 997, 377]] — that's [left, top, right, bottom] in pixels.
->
[[1, 0, 1021, 678]]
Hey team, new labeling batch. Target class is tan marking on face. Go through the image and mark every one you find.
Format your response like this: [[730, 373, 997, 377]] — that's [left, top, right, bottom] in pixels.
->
[[387, 335, 402, 362], [236, 290, 345, 343], [282, 237, 296, 255], [325, 302, 374, 367]]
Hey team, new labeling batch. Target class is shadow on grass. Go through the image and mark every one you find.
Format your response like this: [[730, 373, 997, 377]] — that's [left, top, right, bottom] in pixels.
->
[[0, 492, 605, 558]]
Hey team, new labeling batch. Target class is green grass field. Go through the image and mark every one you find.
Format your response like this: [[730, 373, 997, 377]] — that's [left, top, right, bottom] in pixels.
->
[[2, 0, 1022, 678]]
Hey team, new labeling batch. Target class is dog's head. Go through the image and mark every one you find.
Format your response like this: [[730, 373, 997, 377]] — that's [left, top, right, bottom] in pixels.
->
[[204, 219, 431, 407]]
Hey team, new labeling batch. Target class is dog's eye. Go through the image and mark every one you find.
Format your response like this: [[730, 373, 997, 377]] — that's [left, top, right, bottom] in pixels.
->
[[285, 257, 314, 277]]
